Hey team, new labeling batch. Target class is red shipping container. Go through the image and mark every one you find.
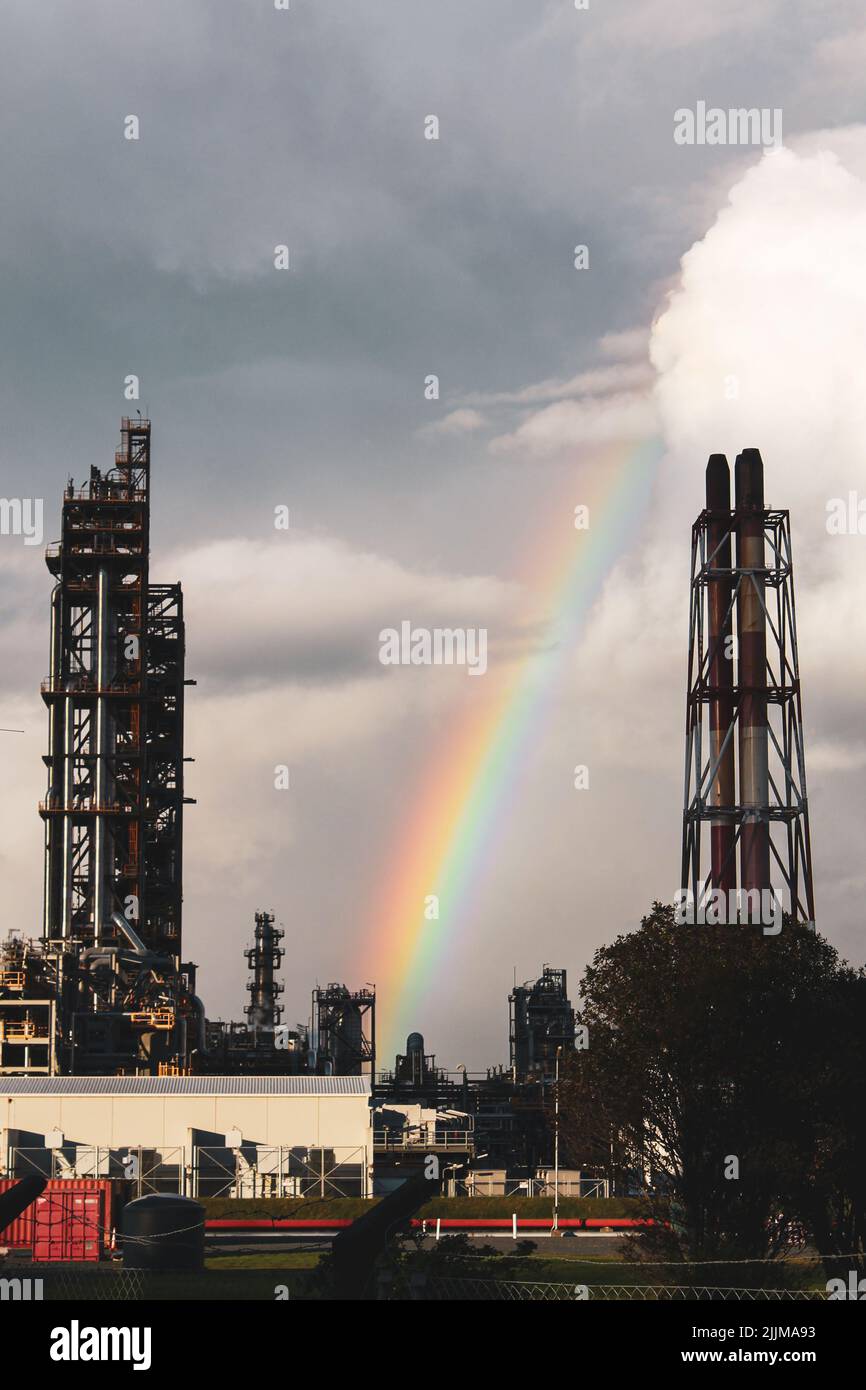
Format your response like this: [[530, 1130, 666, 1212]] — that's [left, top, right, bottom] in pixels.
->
[[0, 1179, 114, 1261]]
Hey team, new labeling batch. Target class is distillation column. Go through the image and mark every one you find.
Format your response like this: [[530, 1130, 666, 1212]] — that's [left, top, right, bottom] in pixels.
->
[[245, 911, 285, 1032]]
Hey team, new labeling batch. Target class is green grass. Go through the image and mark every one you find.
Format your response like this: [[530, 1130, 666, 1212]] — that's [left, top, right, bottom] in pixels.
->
[[205, 1250, 322, 1271], [200, 1195, 647, 1221], [202, 1244, 824, 1288], [429, 1255, 658, 1285], [201, 1195, 371, 1220], [444, 1254, 823, 1289], [140, 1268, 315, 1300], [417, 1196, 646, 1219]]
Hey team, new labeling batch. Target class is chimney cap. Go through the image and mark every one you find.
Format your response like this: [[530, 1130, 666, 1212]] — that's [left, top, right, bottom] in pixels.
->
[[705, 454, 731, 510], [734, 448, 765, 510]]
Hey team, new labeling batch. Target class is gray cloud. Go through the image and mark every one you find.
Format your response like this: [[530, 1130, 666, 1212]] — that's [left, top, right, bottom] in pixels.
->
[[1, 3, 865, 1063]]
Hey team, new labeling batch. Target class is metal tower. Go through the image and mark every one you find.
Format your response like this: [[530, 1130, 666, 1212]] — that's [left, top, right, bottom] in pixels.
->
[[509, 966, 575, 1082], [38, 419, 197, 1072], [313, 984, 376, 1077], [682, 451, 815, 925], [245, 911, 285, 1031]]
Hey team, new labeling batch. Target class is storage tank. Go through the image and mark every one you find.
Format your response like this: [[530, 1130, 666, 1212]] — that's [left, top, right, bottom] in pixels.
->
[[121, 1193, 205, 1271]]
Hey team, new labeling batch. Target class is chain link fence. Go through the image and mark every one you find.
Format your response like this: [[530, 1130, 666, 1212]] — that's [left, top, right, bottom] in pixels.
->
[[0, 1266, 147, 1301], [414, 1277, 828, 1302], [0, 1265, 831, 1303], [0, 1265, 311, 1301]]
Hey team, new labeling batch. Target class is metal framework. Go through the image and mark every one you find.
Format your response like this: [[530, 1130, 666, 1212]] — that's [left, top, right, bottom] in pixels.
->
[[0, 933, 59, 1074], [5, 1145, 185, 1196], [41, 420, 164, 946], [509, 966, 575, 1082], [144, 584, 187, 951], [245, 911, 284, 1030], [35, 419, 197, 1073], [192, 1144, 368, 1199], [313, 984, 376, 1077], [682, 452, 815, 925]]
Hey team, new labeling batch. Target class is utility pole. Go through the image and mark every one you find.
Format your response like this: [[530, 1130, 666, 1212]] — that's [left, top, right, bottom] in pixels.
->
[[553, 1044, 563, 1233]]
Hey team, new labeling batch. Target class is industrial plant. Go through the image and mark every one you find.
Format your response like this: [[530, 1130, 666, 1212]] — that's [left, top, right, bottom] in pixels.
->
[[0, 420, 601, 1210], [5, 0, 858, 1336], [0, 425, 817, 1225]]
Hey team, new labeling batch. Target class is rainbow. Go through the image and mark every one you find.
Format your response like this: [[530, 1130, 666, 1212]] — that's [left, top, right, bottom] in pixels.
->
[[363, 436, 663, 1059]]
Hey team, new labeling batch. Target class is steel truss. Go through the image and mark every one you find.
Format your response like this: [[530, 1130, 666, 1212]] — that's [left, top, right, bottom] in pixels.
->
[[682, 506, 815, 925]]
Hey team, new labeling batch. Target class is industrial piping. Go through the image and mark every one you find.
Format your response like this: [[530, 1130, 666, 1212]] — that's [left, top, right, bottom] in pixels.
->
[[705, 455, 736, 893], [735, 448, 771, 894]]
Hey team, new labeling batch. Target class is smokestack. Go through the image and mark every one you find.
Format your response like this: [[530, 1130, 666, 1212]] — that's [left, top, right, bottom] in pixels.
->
[[684, 449, 814, 925], [705, 456, 736, 893], [734, 448, 771, 893]]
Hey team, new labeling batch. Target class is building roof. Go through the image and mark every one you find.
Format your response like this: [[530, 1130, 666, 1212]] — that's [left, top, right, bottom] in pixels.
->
[[0, 1075, 371, 1098]]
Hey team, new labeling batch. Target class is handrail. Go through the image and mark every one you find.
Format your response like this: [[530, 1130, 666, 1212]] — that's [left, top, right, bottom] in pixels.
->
[[41, 678, 141, 695], [373, 1129, 474, 1150]]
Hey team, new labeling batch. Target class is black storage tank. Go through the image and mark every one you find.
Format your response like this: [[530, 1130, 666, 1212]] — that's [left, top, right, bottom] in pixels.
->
[[122, 1194, 205, 1271]]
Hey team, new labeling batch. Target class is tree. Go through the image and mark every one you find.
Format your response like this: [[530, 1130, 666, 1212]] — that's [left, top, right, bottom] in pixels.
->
[[791, 968, 866, 1280], [559, 902, 866, 1279]]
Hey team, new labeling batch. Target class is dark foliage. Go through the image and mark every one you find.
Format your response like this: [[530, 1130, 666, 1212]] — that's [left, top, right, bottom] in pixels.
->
[[559, 902, 866, 1279]]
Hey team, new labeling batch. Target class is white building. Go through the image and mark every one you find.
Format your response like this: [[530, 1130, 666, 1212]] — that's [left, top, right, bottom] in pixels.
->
[[0, 1075, 372, 1198]]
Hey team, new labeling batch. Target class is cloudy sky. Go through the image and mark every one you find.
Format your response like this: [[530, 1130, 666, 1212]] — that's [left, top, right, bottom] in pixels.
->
[[1, 0, 866, 1067]]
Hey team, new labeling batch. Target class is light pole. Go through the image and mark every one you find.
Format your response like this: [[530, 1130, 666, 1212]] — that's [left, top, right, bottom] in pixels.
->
[[553, 1045, 563, 1233], [442, 1159, 465, 1199]]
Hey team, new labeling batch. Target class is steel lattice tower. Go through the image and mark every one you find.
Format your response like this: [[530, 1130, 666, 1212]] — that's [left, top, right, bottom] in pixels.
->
[[681, 451, 815, 926], [40, 419, 188, 951]]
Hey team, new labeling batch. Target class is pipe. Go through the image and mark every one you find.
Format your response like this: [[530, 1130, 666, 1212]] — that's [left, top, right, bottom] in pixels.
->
[[110, 909, 148, 956], [705, 456, 736, 893], [94, 567, 112, 944], [43, 585, 63, 939], [81, 951, 116, 968], [60, 672, 75, 940], [735, 449, 771, 894], [191, 995, 208, 1053]]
